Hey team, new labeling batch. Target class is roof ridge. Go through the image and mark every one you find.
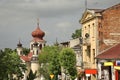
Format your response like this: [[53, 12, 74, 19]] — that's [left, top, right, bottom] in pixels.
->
[[103, 3, 120, 11]]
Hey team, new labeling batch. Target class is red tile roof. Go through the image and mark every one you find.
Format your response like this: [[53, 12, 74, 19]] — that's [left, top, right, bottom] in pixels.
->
[[96, 43, 120, 59], [20, 52, 33, 62]]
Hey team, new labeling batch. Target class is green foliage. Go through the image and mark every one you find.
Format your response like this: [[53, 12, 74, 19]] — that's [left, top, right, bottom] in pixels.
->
[[39, 46, 52, 64], [0, 48, 26, 80], [72, 28, 82, 39], [27, 69, 37, 80], [23, 48, 30, 55], [39, 46, 61, 80], [59, 48, 77, 80], [39, 64, 50, 80]]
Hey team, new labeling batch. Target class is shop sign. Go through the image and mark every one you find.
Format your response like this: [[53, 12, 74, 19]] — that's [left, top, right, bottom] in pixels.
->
[[104, 62, 113, 66]]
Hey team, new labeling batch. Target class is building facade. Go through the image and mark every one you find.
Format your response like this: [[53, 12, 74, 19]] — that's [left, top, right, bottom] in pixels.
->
[[80, 9, 102, 80]]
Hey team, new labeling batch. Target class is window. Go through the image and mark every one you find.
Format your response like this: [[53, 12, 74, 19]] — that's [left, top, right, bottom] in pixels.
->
[[20, 51, 22, 55], [31, 44, 33, 50], [88, 25, 90, 34], [93, 49, 95, 63], [40, 44, 42, 49], [92, 23, 95, 37], [33, 51, 34, 55], [86, 46, 91, 57], [99, 23, 102, 28], [37, 50, 38, 55]]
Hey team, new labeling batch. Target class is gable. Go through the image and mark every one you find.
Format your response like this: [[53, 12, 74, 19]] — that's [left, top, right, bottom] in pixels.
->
[[80, 10, 95, 24], [84, 13, 93, 20]]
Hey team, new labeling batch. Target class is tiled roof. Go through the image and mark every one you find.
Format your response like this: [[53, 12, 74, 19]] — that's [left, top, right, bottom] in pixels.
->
[[96, 43, 120, 59], [20, 52, 33, 62]]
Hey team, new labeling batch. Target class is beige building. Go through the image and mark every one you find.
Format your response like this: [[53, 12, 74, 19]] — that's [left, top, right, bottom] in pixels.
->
[[80, 9, 103, 80]]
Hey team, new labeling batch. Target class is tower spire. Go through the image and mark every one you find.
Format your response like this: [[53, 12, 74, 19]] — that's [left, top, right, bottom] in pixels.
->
[[37, 18, 39, 27], [17, 38, 22, 47]]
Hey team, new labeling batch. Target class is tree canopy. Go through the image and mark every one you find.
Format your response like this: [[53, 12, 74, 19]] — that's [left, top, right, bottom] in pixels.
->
[[72, 28, 82, 39], [39, 46, 61, 80], [59, 48, 77, 80], [23, 48, 30, 55], [39, 46, 77, 80], [0, 48, 26, 80]]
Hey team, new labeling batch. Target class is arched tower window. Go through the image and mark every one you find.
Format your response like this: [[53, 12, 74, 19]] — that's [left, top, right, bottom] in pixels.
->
[[31, 44, 33, 50], [39, 44, 42, 49], [36, 50, 38, 55], [33, 51, 34, 55]]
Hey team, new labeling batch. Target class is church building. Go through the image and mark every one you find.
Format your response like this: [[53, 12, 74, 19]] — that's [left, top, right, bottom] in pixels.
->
[[16, 20, 46, 80]]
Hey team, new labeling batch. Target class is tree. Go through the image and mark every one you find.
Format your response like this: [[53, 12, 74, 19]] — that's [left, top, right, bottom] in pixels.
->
[[0, 48, 26, 80], [39, 46, 61, 80], [27, 69, 37, 80], [59, 48, 77, 80], [49, 46, 61, 80], [72, 28, 82, 39], [23, 48, 30, 55]]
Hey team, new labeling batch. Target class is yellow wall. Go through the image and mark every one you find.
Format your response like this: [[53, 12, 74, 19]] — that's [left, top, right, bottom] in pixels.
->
[[81, 12, 99, 69]]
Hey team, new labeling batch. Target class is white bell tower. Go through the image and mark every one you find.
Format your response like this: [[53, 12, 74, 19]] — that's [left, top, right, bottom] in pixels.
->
[[30, 19, 46, 80], [17, 40, 23, 56]]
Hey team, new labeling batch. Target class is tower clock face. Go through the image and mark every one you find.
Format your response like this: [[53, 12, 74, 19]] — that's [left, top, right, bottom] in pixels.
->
[[85, 33, 89, 38]]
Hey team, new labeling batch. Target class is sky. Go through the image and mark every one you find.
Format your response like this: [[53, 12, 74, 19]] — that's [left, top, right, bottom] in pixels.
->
[[0, 0, 119, 49]]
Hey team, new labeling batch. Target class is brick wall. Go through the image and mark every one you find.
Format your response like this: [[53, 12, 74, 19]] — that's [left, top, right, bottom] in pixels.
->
[[99, 3, 120, 51]]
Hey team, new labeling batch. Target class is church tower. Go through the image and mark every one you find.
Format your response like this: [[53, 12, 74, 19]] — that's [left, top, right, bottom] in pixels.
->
[[30, 19, 46, 75], [17, 40, 23, 56]]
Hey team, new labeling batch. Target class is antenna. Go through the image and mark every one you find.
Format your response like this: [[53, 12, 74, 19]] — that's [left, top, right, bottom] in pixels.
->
[[85, 0, 87, 9], [18, 38, 21, 44]]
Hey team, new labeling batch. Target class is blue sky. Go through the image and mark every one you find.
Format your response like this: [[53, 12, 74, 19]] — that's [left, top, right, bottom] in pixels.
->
[[0, 0, 119, 49]]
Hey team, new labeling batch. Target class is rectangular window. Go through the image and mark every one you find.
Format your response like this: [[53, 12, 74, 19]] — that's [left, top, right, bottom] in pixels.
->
[[93, 49, 95, 63]]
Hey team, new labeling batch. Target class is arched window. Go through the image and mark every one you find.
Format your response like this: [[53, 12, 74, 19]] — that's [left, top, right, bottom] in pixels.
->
[[40, 44, 42, 49], [33, 51, 34, 55], [36, 50, 38, 55], [31, 44, 33, 50]]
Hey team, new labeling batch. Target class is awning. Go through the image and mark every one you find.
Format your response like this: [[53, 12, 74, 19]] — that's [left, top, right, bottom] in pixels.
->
[[114, 66, 120, 70], [104, 62, 113, 66], [85, 69, 97, 74]]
